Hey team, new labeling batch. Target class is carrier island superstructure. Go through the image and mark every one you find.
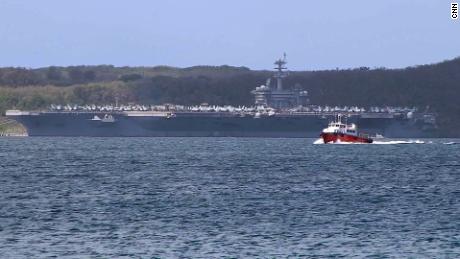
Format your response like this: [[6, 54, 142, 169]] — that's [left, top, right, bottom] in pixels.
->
[[6, 56, 438, 137]]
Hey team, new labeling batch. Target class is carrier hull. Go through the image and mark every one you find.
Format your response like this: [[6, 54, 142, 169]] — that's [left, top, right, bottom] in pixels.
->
[[7, 112, 438, 138]]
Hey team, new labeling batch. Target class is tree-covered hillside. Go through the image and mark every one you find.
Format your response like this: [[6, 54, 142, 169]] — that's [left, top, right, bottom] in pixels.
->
[[0, 57, 459, 135]]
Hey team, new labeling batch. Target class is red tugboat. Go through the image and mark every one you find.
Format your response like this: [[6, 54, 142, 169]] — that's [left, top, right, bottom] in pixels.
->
[[320, 114, 373, 144]]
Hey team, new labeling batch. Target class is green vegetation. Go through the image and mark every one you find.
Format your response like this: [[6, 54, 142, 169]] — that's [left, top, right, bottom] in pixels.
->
[[0, 116, 26, 135], [0, 58, 460, 135]]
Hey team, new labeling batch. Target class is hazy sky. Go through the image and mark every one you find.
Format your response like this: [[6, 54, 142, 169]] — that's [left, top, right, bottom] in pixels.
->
[[0, 0, 459, 70]]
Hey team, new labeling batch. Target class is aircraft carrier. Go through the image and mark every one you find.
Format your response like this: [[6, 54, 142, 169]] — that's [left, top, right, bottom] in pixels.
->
[[5, 56, 438, 137]]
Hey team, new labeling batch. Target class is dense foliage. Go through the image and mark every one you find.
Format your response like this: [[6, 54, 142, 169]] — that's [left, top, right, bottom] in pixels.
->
[[0, 58, 459, 135]]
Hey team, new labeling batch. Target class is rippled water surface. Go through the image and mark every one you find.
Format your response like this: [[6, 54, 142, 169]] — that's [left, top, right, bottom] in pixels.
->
[[1, 138, 460, 258]]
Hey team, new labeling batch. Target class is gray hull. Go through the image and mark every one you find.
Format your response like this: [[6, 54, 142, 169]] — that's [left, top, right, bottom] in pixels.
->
[[8, 112, 438, 138]]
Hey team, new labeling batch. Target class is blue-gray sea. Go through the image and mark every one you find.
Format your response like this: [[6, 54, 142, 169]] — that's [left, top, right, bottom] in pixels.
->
[[1, 137, 460, 258]]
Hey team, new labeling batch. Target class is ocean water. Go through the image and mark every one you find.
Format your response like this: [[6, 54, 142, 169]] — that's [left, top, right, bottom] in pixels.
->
[[0, 137, 459, 258]]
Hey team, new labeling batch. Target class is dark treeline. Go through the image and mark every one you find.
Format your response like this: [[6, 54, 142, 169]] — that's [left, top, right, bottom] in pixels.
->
[[0, 57, 460, 135], [0, 65, 254, 87]]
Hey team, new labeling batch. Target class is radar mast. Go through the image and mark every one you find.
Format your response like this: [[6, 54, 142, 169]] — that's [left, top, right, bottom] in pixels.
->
[[274, 53, 288, 90]]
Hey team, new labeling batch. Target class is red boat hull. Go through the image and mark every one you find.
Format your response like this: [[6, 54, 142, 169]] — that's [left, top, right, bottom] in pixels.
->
[[320, 133, 373, 144]]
